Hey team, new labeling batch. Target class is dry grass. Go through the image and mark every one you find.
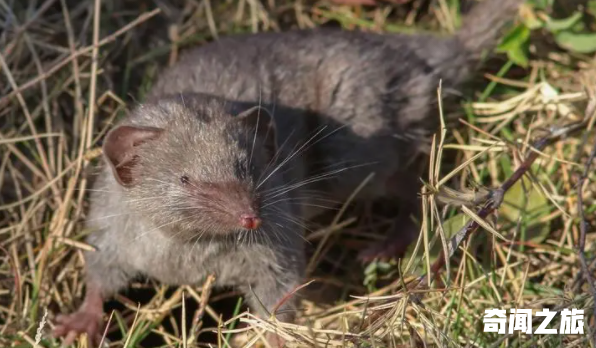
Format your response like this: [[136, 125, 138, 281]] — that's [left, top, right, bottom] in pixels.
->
[[0, 0, 595, 347]]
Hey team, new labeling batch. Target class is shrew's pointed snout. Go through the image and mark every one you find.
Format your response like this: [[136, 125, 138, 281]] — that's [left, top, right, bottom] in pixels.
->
[[240, 213, 261, 230]]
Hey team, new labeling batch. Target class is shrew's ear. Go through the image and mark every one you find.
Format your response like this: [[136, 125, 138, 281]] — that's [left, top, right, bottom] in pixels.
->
[[103, 125, 164, 187], [236, 106, 277, 154]]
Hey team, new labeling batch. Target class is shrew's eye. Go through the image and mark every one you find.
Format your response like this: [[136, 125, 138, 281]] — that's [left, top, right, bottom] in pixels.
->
[[180, 175, 190, 185]]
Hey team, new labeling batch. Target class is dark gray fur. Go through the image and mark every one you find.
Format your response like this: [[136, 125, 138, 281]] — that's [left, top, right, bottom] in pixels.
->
[[81, 0, 522, 326]]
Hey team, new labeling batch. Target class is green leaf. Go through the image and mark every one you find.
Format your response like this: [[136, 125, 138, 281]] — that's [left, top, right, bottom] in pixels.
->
[[555, 31, 596, 54], [497, 25, 531, 52], [442, 213, 469, 237], [544, 12, 583, 32], [377, 261, 393, 272], [507, 45, 530, 67], [363, 260, 378, 287], [364, 260, 377, 275], [499, 177, 550, 243], [399, 213, 469, 274], [529, 0, 553, 10], [499, 155, 513, 178], [496, 24, 531, 67]]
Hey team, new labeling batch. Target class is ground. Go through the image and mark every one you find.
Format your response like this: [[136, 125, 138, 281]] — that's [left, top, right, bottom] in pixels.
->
[[0, 0, 595, 347]]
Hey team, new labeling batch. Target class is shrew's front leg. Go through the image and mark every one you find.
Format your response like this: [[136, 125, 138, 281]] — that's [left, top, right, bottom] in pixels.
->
[[239, 251, 304, 348], [53, 246, 136, 347]]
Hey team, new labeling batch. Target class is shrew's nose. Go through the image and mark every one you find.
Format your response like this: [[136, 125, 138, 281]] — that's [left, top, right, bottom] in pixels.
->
[[240, 214, 261, 230]]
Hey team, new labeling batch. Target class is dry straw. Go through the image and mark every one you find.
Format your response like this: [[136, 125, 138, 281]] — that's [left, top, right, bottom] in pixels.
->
[[0, 1, 594, 347]]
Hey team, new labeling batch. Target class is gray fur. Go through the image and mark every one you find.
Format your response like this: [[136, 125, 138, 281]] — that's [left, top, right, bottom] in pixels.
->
[[80, 0, 522, 326], [86, 95, 306, 320]]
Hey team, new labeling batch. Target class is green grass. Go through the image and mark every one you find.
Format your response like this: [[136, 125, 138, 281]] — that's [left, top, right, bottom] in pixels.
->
[[0, 0, 595, 347]]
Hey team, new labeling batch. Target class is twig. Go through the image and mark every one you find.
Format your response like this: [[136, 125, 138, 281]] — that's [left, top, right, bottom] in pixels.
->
[[86, 0, 101, 152], [191, 274, 216, 334], [423, 114, 590, 287], [357, 96, 594, 334], [272, 280, 316, 317], [576, 95, 596, 345]]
